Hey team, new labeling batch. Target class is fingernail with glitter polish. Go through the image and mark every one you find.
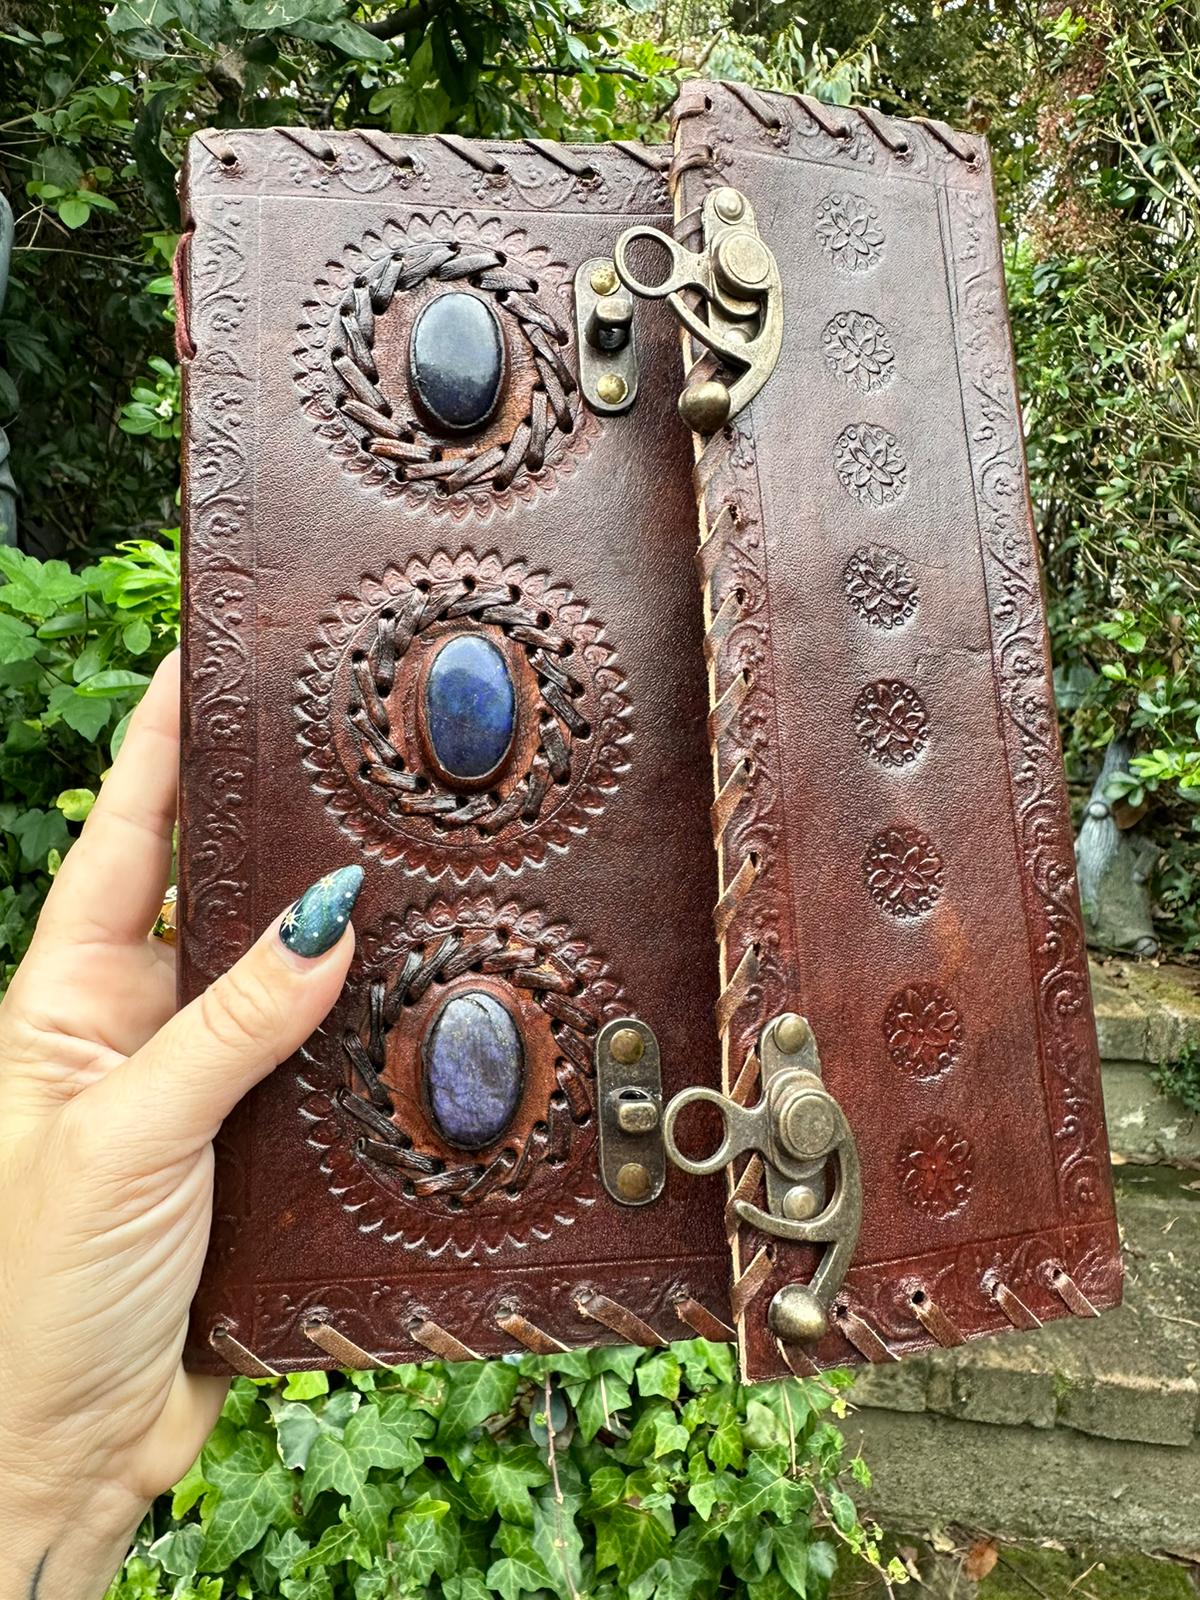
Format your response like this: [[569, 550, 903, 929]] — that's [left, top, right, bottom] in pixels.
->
[[278, 866, 364, 959]]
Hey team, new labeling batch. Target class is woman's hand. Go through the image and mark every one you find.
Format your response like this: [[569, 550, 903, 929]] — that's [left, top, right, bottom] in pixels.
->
[[0, 653, 363, 1599]]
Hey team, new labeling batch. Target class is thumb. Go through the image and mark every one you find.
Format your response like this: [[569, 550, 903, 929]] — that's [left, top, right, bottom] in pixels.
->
[[85, 866, 364, 1152]]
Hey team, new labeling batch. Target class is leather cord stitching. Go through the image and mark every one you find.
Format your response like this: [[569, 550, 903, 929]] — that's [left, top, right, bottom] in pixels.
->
[[574, 1289, 667, 1348]]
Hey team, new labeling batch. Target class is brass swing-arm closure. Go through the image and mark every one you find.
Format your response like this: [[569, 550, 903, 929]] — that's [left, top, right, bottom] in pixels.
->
[[614, 187, 783, 432], [574, 187, 783, 430], [661, 1013, 863, 1344]]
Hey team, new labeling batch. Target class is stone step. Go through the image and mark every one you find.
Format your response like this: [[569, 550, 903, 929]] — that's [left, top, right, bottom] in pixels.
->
[[847, 1407, 1200, 1562], [850, 1169, 1200, 1447], [1092, 956, 1200, 1168]]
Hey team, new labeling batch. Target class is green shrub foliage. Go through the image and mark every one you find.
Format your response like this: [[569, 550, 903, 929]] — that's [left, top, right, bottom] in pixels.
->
[[0, 534, 179, 979], [105, 1347, 904, 1600]]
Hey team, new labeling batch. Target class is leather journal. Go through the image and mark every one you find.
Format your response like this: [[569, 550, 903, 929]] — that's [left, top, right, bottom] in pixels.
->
[[178, 87, 1121, 1382]]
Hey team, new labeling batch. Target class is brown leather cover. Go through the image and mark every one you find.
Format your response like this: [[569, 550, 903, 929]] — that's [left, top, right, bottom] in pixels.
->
[[668, 82, 1121, 1380], [177, 127, 733, 1374]]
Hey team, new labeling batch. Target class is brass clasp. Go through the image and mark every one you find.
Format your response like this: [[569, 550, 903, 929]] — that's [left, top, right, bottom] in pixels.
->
[[614, 186, 783, 431], [661, 1013, 862, 1343]]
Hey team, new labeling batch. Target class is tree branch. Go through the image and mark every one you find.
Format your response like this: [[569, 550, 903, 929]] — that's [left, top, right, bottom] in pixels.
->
[[362, 3, 437, 39], [482, 60, 648, 82]]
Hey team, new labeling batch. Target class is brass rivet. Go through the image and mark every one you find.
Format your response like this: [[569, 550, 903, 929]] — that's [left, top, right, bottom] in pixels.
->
[[774, 1013, 808, 1055], [716, 232, 770, 290], [616, 1161, 652, 1202], [609, 1026, 644, 1065], [713, 186, 745, 222], [590, 261, 619, 296], [679, 379, 730, 432], [596, 372, 628, 406], [768, 1284, 829, 1343], [778, 1092, 837, 1161], [782, 1183, 819, 1221], [616, 1097, 659, 1135]]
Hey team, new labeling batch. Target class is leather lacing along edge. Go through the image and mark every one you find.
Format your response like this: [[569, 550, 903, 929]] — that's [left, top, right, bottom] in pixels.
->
[[206, 1277, 736, 1373], [670, 79, 978, 168], [195, 128, 671, 182], [205, 1253, 1096, 1374]]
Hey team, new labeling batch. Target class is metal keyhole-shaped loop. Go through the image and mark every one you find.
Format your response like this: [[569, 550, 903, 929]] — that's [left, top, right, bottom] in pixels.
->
[[613, 186, 784, 431], [660, 1010, 863, 1344]]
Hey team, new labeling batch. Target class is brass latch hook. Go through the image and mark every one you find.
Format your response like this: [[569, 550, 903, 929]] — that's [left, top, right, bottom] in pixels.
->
[[661, 1013, 862, 1344], [614, 187, 783, 432]]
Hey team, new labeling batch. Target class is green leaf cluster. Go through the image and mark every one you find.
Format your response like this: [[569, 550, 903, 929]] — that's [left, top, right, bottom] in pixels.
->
[[1000, 2, 1200, 945], [104, 1345, 903, 1599], [0, 533, 179, 980]]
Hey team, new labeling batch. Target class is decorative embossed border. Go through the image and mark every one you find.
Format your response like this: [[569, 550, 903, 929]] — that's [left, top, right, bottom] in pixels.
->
[[943, 184, 1111, 1219], [180, 194, 256, 990]]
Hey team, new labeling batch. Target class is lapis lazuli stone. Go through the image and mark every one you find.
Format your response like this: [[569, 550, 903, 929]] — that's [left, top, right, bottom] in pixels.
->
[[424, 634, 515, 782], [410, 291, 504, 431], [424, 991, 524, 1150]]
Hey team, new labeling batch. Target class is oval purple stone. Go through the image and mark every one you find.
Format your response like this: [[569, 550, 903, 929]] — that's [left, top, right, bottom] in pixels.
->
[[423, 990, 524, 1151]]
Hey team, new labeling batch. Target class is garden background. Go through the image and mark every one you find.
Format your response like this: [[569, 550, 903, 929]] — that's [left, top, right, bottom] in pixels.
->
[[1, 2, 1197, 1596]]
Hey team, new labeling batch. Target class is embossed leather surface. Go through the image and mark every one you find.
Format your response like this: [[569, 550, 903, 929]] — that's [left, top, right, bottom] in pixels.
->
[[178, 128, 732, 1373], [670, 82, 1122, 1380]]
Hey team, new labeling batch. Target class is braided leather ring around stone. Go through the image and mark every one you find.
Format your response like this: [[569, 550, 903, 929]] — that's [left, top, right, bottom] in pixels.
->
[[293, 215, 595, 515]]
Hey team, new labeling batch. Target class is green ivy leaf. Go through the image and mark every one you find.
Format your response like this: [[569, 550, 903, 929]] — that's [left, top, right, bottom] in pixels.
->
[[122, 618, 153, 655], [595, 1501, 672, 1584], [0, 549, 87, 617], [584, 1464, 626, 1514], [707, 1403, 745, 1471], [486, 1521, 554, 1600], [573, 1372, 632, 1443], [147, 1523, 203, 1579], [347, 1479, 404, 1556], [290, 1511, 372, 1574], [466, 1441, 551, 1525], [635, 1350, 682, 1402], [435, 1360, 521, 1446], [283, 1370, 330, 1401], [530, 1488, 586, 1598], [0, 614, 39, 665], [198, 1429, 298, 1571], [170, 1454, 212, 1521], [273, 1400, 323, 1471], [7, 806, 70, 867], [55, 787, 95, 821], [772, 1521, 811, 1596], [630, 1522, 722, 1600], [651, 1410, 690, 1459], [388, 1493, 456, 1587], [75, 667, 151, 697]]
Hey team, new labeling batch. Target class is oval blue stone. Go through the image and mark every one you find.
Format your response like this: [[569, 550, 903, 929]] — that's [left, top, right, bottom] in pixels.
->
[[410, 291, 504, 432], [424, 634, 516, 782], [424, 991, 524, 1150]]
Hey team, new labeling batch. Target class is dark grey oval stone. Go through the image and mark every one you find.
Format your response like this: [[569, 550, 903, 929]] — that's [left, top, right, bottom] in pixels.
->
[[410, 291, 504, 432], [424, 633, 515, 782], [424, 990, 524, 1150]]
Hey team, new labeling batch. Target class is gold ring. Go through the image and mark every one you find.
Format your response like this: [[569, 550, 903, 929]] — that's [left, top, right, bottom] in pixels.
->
[[152, 885, 178, 946]]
